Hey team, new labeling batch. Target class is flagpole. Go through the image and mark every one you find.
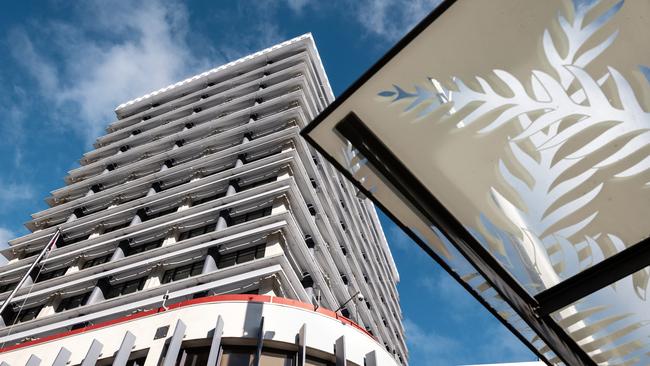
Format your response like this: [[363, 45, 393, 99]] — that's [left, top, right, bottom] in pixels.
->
[[0, 228, 61, 316]]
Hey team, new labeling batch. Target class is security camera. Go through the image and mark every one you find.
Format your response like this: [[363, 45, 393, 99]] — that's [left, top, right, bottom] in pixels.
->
[[356, 293, 365, 302]]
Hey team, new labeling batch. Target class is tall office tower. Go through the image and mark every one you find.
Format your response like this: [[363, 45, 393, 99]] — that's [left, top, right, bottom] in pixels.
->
[[0, 34, 406, 365]]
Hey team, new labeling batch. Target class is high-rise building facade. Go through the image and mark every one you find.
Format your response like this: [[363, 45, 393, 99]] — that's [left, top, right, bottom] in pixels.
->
[[0, 34, 406, 365]]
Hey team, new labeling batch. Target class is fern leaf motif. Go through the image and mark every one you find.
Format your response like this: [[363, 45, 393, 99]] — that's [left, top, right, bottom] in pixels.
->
[[377, 0, 650, 364]]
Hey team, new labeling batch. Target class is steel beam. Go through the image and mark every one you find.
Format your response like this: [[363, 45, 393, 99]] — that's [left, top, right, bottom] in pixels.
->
[[52, 347, 71, 366], [535, 236, 650, 316], [26, 355, 41, 366], [162, 319, 187, 366], [365, 351, 377, 366], [253, 316, 265, 366], [113, 331, 136, 366], [81, 339, 103, 366], [335, 336, 346, 366], [297, 324, 307, 366], [207, 315, 224, 366]]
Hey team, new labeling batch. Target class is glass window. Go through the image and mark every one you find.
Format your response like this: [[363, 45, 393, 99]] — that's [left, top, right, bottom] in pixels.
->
[[145, 206, 178, 220], [238, 176, 276, 191], [9, 304, 43, 324], [177, 345, 210, 366], [193, 190, 227, 206], [57, 292, 90, 312], [236, 247, 257, 263], [60, 234, 89, 247], [161, 261, 203, 284], [221, 347, 254, 366], [105, 277, 147, 299], [217, 244, 266, 269], [103, 221, 130, 234], [0, 282, 18, 293], [82, 254, 112, 269], [230, 207, 272, 226], [178, 222, 218, 241], [126, 239, 163, 256], [306, 357, 334, 366], [35, 267, 68, 283]]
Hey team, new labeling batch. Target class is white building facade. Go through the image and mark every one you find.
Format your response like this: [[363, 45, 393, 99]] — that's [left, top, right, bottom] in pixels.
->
[[0, 34, 406, 366]]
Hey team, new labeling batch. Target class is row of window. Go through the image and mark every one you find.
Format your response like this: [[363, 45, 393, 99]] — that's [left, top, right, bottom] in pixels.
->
[[5, 207, 275, 292], [42, 141, 283, 239], [107, 55, 302, 147], [98, 76, 297, 167], [3, 242, 269, 326]]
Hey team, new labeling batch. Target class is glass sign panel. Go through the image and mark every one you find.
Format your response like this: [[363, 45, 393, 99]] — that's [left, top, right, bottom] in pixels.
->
[[303, 0, 650, 365]]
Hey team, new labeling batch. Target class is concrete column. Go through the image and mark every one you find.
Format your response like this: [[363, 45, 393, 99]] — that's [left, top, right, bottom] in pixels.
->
[[190, 170, 203, 183], [216, 211, 229, 231], [177, 197, 192, 212], [37, 295, 61, 317], [110, 241, 130, 262], [146, 182, 162, 197], [276, 165, 293, 181], [281, 141, 295, 153], [162, 228, 178, 247], [129, 212, 143, 227], [202, 252, 217, 274], [271, 195, 289, 215], [88, 226, 103, 240], [226, 179, 239, 197], [65, 257, 83, 276], [234, 153, 245, 168], [86, 279, 109, 305], [258, 277, 277, 296], [144, 266, 164, 290], [265, 232, 284, 257]]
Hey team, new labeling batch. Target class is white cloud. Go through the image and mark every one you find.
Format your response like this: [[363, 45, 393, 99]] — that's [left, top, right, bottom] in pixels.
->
[[285, 0, 311, 13], [0, 228, 14, 265], [403, 318, 460, 365], [0, 181, 34, 210], [10, 0, 213, 144], [353, 0, 442, 42]]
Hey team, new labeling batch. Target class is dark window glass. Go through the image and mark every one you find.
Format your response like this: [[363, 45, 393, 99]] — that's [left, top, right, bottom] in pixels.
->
[[103, 221, 130, 234], [82, 254, 112, 269], [35, 267, 68, 283], [177, 346, 210, 366], [161, 261, 203, 284], [9, 305, 43, 324], [238, 176, 276, 191], [216, 252, 237, 268], [60, 234, 89, 247], [229, 207, 272, 226], [126, 239, 163, 256], [246, 147, 282, 163], [145, 206, 178, 221], [221, 347, 254, 366], [177, 222, 217, 241], [306, 357, 334, 366], [192, 190, 227, 206], [127, 356, 147, 366], [56, 292, 90, 312], [236, 247, 257, 263], [105, 277, 147, 299], [217, 244, 266, 269], [0, 282, 18, 293]]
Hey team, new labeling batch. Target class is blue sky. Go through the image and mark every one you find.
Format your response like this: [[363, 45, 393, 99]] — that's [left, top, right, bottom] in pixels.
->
[[0, 1, 536, 365]]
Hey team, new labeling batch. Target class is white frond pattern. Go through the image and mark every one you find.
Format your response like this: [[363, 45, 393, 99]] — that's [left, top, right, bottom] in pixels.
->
[[376, 0, 650, 364]]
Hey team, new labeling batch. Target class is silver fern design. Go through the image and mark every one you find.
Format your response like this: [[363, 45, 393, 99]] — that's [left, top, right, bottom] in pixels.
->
[[378, 0, 650, 364]]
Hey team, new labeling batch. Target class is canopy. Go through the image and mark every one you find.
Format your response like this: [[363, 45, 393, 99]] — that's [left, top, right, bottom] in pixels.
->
[[302, 1, 650, 365]]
